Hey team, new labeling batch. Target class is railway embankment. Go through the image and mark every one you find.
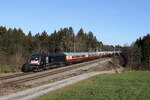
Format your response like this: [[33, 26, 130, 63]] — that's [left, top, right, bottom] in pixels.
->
[[0, 57, 124, 100]]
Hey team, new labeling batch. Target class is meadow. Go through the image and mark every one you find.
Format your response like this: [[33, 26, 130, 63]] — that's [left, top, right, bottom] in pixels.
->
[[38, 72, 150, 100]]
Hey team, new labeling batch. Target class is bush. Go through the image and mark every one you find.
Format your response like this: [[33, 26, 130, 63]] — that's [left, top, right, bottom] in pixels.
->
[[0, 65, 20, 73]]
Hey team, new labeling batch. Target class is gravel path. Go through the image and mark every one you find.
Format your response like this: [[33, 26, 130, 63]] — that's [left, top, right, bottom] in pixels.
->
[[0, 69, 119, 100]]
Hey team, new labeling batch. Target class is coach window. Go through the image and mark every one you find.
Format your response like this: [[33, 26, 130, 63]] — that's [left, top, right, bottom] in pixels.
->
[[72, 56, 75, 58], [81, 55, 85, 57]]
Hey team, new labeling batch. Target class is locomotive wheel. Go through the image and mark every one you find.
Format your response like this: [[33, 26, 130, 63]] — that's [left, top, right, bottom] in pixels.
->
[[33, 66, 42, 72], [44, 66, 49, 70], [22, 63, 30, 72]]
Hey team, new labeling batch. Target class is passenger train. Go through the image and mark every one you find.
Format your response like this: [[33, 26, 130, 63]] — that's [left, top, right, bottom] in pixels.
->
[[21, 51, 121, 72]]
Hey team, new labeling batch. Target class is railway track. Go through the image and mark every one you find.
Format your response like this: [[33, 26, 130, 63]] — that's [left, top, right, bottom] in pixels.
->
[[0, 58, 109, 88], [0, 72, 33, 80], [0, 61, 95, 80], [0, 58, 107, 81], [0, 65, 66, 80]]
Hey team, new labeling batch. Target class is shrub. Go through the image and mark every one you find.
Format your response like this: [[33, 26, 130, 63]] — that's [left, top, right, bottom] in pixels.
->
[[0, 65, 20, 73]]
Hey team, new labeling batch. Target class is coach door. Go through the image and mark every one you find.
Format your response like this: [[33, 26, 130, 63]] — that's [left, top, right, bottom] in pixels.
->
[[46, 56, 49, 64]]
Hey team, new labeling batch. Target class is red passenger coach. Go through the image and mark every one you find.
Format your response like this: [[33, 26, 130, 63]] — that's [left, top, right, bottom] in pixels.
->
[[64, 51, 115, 63]]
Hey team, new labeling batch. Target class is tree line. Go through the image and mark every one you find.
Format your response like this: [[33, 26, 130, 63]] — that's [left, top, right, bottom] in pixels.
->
[[0, 26, 106, 66], [122, 34, 150, 71]]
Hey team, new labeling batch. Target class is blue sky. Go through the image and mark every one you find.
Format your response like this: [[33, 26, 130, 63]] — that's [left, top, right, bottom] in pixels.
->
[[0, 0, 149, 45]]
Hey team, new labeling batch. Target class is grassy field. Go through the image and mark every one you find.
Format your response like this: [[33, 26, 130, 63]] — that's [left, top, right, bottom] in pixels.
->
[[38, 72, 150, 100]]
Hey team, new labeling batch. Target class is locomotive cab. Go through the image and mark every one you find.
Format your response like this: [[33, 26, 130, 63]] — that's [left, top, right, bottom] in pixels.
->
[[30, 55, 40, 65], [30, 54, 50, 71]]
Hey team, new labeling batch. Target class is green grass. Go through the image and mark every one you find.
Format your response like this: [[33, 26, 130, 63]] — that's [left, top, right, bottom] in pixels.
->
[[0, 65, 20, 73], [37, 72, 150, 100]]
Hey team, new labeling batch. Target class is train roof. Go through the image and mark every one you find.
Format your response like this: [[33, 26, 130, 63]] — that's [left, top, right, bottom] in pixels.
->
[[50, 53, 66, 56], [64, 52, 97, 55], [64, 51, 121, 56], [31, 53, 66, 57], [64, 52, 105, 56], [31, 51, 121, 57]]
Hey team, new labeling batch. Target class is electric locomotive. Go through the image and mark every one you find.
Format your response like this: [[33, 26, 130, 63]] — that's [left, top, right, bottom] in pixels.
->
[[22, 53, 66, 72]]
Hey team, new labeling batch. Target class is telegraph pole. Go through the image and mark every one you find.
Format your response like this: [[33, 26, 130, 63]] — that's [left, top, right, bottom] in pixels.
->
[[73, 34, 75, 52], [113, 45, 115, 57]]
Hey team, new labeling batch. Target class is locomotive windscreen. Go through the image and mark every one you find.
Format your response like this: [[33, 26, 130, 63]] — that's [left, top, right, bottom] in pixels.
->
[[31, 55, 39, 61], [30, 55, 40, 65]]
